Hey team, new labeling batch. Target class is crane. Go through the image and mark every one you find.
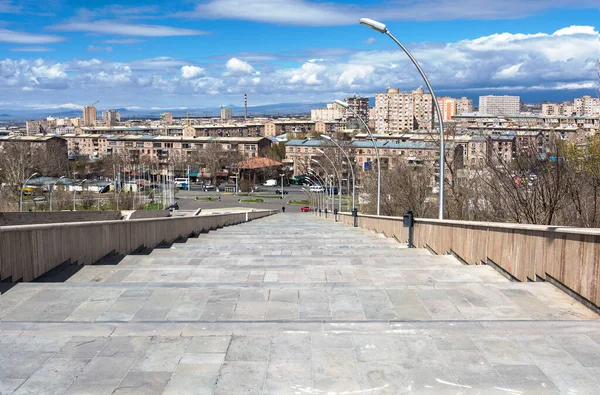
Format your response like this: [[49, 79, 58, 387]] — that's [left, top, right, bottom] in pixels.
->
[[89, 100, 99, 107]]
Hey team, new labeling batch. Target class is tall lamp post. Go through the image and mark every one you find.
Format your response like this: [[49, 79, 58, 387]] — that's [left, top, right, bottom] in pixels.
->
[[279, 173, 285, 199], [321, 135, 355, 212], [311, 159, 334, 212], [73, 180, 87, 211], [308, 169, 327, 212], [334, 99, 381, 216], [359, 18, 445, 219], [316, 149, 342, 212], [49, 176, 66, 211], [20, 172, 39, 212]]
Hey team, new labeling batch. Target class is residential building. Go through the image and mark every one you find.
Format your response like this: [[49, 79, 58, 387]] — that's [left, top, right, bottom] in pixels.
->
[[183, 123, 264, 138], [221, 107, 233, 120], [83, 105, 97, 126], [0, 135, 68, 163], [160, 112, 173, 125], [344, 96, 370, 130], [264, 120, 315, 137], [102, 109, 121, 125], [437, 97, 457, 121], [25, 119, 56, 135], [311, 103, 345, 122], [374, 87, 433, 133], [574, 96, 600, 116], [457, 97, 473, 114], [478, 95, 520, 116]]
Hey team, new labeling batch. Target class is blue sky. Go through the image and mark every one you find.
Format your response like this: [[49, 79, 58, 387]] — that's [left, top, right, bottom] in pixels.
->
[[0, 0, 599, 110]]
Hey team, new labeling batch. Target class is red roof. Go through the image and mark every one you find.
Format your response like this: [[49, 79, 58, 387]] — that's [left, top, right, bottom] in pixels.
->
[[237, 157, 282, 169]]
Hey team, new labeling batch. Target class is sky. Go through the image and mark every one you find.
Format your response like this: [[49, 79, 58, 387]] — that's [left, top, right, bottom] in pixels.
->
[[0, 0, 599, 111]]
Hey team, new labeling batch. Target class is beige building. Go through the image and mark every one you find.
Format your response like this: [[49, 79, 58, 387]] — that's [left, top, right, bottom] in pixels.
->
[[478, 95, 520, 116], [542, 102, 575, 117], [457, 97, 473, 114], [102, 109, 120, 125], [160, 112, 173, 124], [574, 96, 600, 116], [183, 123, 263, 138], [83, 106, 97, 127], [311, 103, 345, 122], [264, 120, 315, 137], [374, 87, 433, 133]]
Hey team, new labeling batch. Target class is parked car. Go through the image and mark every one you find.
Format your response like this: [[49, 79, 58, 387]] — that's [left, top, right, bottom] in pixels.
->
[[275, 189, 288, 195], [309, 185, 325, 193], [300, 206, 310, 212], [33, 196, 46, 202], [203, 184, 216, 191]]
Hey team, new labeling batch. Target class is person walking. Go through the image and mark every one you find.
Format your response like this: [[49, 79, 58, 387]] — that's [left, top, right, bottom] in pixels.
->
[[281, 206, 286, 213]]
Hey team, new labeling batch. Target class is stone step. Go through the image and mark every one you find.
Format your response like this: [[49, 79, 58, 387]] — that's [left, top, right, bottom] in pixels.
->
[[1, 281, 596, 323], [68, 264, 506, 284]]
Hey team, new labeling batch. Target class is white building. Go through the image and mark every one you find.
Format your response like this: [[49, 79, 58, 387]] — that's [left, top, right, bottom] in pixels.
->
[[102, 109, 121, 124], [574, 96, 600, 116], [220, 107, 233, 120], [478, 95, 520, 116], [310, 103, 345, 122]]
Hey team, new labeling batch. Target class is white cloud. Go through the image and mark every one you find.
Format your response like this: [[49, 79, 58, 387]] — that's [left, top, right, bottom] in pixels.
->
[[181, 65, 205, 79], [102, 38, 145, 44], [0, 28, 64, 44], [11, 46, 53, 52], [189, 0, 599, 26], [226, 58, 256, 75], [364, 37, 376, 45], [49, 20, 210, 37], [87, 45, 112, 53], [0, 25, 597, 107]]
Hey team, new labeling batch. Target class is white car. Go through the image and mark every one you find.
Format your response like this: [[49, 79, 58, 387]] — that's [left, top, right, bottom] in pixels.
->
[[263, 179, 277, 187], [309, 185, 325, 193]]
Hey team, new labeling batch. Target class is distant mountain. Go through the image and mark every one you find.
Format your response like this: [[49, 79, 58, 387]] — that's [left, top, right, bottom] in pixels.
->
[[0, 113, 12, 117]]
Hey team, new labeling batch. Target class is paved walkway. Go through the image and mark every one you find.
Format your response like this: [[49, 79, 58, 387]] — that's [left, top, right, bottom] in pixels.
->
[[1, 213, 599, 394]]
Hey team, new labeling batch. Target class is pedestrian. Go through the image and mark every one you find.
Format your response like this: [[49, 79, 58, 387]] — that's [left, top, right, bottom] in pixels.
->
[[281, 206, 286, 213]]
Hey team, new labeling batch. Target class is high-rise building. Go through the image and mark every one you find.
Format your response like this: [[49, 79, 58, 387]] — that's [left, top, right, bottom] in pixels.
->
[[574, 96, 600, 116], [412, 88, 433, 129], [457, 97, 474, 114], [374, 88, 434, 133], [311, 103, 345, 122], [221, 107, 233, 120], [478, 95, 520, 116], [436, 97, 457, 121], [102, 109, 120, 125], [83, 106, 97, 127]]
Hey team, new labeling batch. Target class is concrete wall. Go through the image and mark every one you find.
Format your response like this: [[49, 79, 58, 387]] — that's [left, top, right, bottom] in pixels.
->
[[0, 210, 276, 283], [337, 212, 600, 310], [121, 210, 171, 220], [0, 211, 123, 226]]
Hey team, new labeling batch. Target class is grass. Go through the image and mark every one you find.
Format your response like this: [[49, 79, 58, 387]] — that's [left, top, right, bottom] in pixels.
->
[[252, 195, 283, 199], [288, 200, 310, 205], [195, 197, 219, 202], [239, 199, 265, 203], [141, 203, 162, 210]]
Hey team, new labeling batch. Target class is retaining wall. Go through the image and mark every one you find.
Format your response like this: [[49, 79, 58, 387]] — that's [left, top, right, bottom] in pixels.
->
[[0, 210, 276, 283], [337, 212, 600, 310]]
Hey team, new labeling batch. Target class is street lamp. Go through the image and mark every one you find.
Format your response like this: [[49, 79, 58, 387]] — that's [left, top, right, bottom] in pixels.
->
[[49, 176, 66, 211], [307, 169, 327, 212], [20, 172, 39, 212], [316, 148, 342, 212], [359, 17, 445, 219], [73, 179, 87, 211], [279, 173, 285, 199], [321, 135, 356, 212], [334, 99, 381, 216], [311, 159, 335, 212]]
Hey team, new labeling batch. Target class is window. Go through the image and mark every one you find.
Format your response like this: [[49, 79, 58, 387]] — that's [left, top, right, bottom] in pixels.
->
[[164, 143, 173, 148], [182, 143, 190, 149], [125, 142, 133, 147], [136, 142, 144, 147], [153, 142, 162, 148]]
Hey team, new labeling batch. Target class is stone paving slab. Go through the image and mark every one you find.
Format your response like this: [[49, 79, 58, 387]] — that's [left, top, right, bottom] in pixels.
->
[[1, 213, 599, 394]]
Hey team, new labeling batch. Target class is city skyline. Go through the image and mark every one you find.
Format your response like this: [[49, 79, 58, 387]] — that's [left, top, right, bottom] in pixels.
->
[[0, 0, 598, 110]]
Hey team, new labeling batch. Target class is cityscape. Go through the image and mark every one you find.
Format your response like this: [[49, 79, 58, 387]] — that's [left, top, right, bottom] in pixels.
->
[[1, 1, 600, 394]]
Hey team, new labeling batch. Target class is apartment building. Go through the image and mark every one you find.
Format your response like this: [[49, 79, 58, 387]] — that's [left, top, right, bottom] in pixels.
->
[[62, 134, 272, 163], [478, 95, 520, 116], [102, 110, 121, 125], [83, 106, 97, 127], [374, 87, 433, 133], [457, 97, 474, 114], [183, 123, 264, 138], [437, 97, 457, 121], [221, 107, 233, 120], [285, 139, 439, 176], [574, 96, 600, 116], [264, 120, 316, 137], [0, 135, 68, 161], [311, 103, 345, 122]]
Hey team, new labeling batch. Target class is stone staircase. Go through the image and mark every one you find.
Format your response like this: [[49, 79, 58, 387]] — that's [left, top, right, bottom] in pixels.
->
[[1, 213, 599, 394]]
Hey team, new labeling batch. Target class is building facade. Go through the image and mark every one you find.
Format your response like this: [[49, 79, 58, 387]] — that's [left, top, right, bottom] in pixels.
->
[[457, 97, 474, 114], [83, 106, 97, 127], [478, 95, 520, 116], [374, 88, 433, 133], [437, 97, 457, 121], [221, 107, 233, 120], [102, 109, 121, 125], [574, 96, 600, 116]]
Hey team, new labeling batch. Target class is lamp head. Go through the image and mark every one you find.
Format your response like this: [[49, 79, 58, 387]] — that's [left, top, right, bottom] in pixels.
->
[[359, 18, 387, 33], [316, 149, 324, 154], [334, 100, 349, 108], [321, 135, 332, 141], [311, 159, 319, 164]]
